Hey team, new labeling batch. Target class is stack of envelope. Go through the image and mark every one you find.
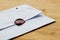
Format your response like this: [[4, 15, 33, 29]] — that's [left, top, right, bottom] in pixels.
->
[[0, 4, 55, 40]]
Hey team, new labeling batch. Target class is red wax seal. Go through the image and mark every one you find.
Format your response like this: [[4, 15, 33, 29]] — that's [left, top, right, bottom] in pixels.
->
[[14, 19, 25, 26]]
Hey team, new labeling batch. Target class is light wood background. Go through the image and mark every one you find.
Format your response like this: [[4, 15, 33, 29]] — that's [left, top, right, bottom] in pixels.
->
[[0, 0, 60, 40]]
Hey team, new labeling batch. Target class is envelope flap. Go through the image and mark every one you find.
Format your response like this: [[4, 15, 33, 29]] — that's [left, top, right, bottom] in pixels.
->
[[0, 4, 42, 29]]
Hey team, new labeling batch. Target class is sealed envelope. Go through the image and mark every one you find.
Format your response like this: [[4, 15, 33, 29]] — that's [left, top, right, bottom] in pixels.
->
[[0, 4, 55, 40]]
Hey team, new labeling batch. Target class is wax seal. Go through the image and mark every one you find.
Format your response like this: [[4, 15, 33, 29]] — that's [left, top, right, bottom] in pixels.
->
[[14, 18, 25, 26]]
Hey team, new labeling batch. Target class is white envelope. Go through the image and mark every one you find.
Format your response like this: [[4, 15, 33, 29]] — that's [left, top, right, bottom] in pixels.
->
[[0, 4, 55, 40]]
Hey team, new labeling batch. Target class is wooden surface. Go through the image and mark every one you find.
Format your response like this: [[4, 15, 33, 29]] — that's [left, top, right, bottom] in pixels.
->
[[0, 0, 60, 40]]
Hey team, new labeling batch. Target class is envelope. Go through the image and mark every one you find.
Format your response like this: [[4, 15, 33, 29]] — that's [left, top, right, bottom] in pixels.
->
[[0, 4, 55, 40]]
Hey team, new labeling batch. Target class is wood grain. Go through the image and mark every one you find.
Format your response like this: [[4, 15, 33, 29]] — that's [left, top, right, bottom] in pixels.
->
[[0, 0, 60, 40]]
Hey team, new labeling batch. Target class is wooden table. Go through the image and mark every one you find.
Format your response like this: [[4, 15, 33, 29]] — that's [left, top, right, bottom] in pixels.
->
[[0, 0, 60, 40]]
